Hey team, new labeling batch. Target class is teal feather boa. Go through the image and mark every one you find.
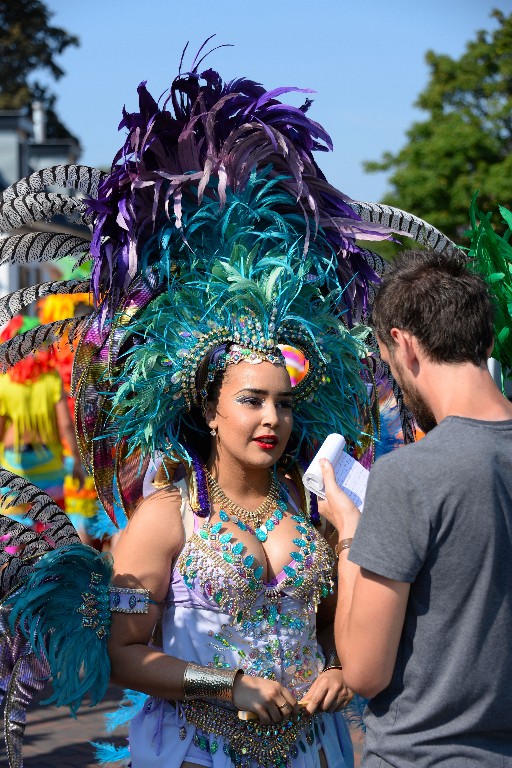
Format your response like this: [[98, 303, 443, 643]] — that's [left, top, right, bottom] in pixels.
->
[[8, 543, 113, 716]]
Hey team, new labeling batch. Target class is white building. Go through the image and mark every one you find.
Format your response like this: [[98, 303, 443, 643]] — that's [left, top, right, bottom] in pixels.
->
[[0, 105, 82, 298]]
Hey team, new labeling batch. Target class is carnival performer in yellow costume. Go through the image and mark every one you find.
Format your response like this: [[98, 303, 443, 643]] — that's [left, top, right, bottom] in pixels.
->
[[0, 315, 83, 519]]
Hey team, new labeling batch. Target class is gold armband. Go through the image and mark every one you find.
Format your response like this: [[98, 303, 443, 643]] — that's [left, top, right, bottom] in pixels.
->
[[183, 663, 242, 703]]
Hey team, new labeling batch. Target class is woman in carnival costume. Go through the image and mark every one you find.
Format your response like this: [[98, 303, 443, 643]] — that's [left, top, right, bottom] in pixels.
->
[[0, 45, 465, 768]]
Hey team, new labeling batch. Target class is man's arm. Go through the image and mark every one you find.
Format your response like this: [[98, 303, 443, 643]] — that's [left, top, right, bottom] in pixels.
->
[[319, 458, 410, 699], [336, 551, 409, 698]]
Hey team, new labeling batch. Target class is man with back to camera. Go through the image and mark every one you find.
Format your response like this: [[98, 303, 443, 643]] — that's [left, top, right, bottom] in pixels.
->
[[319, 250, 512, 767]]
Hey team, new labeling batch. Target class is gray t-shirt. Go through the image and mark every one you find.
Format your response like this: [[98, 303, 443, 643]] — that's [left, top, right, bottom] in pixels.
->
[[349, 416, 512, 767]]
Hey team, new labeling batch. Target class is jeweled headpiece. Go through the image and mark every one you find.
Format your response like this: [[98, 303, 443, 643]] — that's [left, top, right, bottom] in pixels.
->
[[198, 343, 286, 414]]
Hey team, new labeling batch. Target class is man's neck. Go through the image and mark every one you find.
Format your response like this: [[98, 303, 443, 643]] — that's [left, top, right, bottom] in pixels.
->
[[425, 361, 512, 424]]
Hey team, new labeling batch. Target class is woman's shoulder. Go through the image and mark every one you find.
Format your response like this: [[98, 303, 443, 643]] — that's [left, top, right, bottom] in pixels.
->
[[123, 485, 186, 553]]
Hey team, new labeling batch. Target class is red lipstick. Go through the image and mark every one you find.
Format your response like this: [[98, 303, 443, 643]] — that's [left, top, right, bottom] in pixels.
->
[[253, 434, 278, 450]]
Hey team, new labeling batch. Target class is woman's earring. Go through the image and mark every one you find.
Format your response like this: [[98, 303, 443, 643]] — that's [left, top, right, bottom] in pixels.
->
[[210, 428, 217, 436]]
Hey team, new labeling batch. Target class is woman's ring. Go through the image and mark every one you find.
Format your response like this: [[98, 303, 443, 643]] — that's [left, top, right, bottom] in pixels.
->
[[278, 702, 288, 710]]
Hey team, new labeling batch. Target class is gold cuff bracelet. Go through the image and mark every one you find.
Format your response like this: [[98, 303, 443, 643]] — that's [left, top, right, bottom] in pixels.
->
[[183, 662, 242, 703]]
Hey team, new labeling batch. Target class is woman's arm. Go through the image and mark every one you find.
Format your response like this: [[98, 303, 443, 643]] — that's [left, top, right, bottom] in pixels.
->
[[301, 531, 354, 714], [107, 486, 189, 699]]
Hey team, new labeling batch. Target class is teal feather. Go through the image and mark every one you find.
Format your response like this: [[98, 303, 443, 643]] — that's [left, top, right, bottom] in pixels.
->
[[104, 688, 147, 733], [105, 237, 369, 463], [342, 694, 368, 732], [92, 741, 130, 765], [88, 167, 374, 509], [8, 543, 112, 715], [88, 504, 128, 540], [91, 689, 147, 765]]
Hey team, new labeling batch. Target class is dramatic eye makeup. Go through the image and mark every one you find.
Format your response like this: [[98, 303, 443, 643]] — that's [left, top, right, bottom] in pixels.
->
[[234, 388, 293, 409]]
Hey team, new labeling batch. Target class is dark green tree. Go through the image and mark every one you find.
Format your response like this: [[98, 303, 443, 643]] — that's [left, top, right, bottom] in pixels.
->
[[365, 9, 512, 245], [0, 0, 79, 139]]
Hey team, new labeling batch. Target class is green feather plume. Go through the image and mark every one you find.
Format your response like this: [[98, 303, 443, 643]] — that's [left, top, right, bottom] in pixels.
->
[[466, 195, 512, 381]]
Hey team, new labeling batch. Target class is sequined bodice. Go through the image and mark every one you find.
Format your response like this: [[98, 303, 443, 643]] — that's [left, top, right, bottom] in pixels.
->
[[176, 507, 334, 617], [165, 490, 334, 698]]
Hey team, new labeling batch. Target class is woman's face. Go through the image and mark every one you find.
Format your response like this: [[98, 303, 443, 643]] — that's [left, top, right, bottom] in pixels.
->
[[205, 361, 293, 470]]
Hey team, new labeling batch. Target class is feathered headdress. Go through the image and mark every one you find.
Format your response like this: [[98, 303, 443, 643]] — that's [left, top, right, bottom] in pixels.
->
[[0, 57, 463, 522]]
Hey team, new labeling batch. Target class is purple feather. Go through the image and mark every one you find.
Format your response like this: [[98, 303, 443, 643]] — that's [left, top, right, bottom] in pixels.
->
[[85, 65, 394, 314]]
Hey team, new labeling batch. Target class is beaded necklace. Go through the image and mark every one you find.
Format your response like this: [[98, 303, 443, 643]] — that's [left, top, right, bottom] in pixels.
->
[[205, 470, 280, 530], [206, 478, 322, 589], [180, 479, 334, 618]]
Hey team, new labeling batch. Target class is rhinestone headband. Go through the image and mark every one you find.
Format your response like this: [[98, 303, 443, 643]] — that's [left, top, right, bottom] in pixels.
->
[[176, 307, 285, 411], [219, 345, 286, 368], [199, 344, 286, 414]]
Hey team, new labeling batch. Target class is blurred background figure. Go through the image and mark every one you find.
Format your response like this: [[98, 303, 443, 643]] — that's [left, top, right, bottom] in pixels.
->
[[36, 271, 101, 547], [0, 314, 85, 532]]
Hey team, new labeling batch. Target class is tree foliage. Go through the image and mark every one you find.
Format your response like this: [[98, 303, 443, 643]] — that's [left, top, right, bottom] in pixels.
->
[[0, 0, 79, 139], [364, 9, 512, 245]]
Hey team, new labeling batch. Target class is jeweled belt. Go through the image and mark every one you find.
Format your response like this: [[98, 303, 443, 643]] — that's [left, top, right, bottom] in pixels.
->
[[181, 699, 320, 768]]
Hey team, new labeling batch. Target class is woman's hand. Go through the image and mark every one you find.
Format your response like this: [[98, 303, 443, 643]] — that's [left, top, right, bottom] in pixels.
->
[[233, 673, 299, 724], [317, 459, 361, 538], [300, 668, 354, 714]]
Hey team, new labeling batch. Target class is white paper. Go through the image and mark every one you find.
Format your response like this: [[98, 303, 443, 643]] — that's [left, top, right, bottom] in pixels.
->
[[303, 433, 369, 510]]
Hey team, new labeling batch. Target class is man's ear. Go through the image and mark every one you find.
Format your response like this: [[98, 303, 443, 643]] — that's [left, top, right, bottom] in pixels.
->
[[390, 328, 419, 371]]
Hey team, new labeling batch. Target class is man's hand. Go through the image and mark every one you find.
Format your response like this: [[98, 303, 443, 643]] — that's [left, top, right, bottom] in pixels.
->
[[317, 459, 361, 538]]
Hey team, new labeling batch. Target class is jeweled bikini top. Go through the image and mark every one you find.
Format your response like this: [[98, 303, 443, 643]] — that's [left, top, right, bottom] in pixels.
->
[[177, 483, 334, 621]]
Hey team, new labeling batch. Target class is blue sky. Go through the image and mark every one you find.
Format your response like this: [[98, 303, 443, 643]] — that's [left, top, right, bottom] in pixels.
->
[[42, 0, 512, 202]]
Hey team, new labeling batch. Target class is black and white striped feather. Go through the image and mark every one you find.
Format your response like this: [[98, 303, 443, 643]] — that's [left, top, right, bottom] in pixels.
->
[[0, 518, 52, 568], [0, 470, 80, 596], [0, 317, 87, 373], [0, 279, 90, 325], [0, 165, 105, 205], [0, 232, 91, 268], [0, 193, 92, 233], [349, 201, 465, 258]]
